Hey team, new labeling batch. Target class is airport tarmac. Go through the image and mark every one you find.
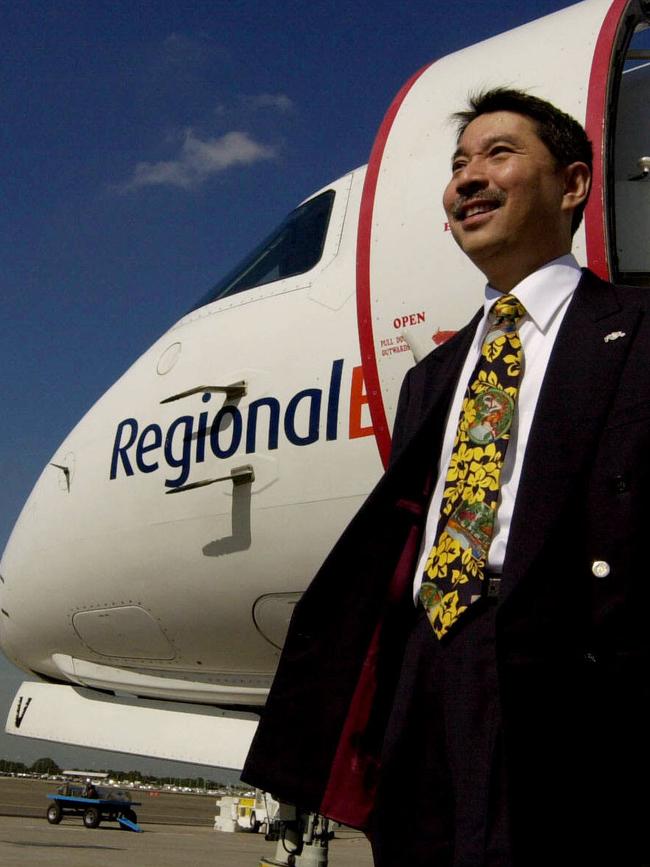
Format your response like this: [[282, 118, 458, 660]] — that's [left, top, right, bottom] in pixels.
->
[[0, 816, 372, 867], [0, 816, 374, 866], [0, 779, 374, 866]]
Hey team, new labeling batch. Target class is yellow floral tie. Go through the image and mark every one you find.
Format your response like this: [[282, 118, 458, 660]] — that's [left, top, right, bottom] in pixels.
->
[[419, 294, 526, 638]]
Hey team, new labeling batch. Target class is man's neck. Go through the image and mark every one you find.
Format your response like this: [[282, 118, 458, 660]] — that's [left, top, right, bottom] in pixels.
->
[[482, 247, 573, 293]]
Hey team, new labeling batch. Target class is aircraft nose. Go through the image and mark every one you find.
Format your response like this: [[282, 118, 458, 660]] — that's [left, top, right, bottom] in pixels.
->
[[0, 532, 38, 674], [0, 461, 70, 679]]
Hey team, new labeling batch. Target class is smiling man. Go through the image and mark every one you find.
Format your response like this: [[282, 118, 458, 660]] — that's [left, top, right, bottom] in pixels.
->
[[243, 89, 650, 866]]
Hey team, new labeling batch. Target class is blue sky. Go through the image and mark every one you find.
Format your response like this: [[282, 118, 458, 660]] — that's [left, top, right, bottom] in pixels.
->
[[1, 0, 574, 773]]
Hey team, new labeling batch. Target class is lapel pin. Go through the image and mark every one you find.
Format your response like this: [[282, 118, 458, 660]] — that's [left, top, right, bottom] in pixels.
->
[[604, 331, 626, 343]]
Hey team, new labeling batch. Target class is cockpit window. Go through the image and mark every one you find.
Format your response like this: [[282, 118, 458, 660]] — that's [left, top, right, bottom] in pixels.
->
[[192, 189, 335, 310]]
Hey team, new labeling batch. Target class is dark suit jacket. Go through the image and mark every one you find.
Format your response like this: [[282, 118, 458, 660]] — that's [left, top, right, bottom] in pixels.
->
[[243, 269, 650, 857]]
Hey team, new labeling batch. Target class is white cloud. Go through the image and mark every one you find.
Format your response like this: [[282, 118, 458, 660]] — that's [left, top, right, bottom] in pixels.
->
[[242, 92, 295, 113], [121, 130, 277, 191]]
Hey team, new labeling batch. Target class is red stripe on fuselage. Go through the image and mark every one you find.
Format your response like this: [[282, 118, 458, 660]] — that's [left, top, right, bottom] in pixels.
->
[[356, 62, 433, 469], [584, 0, 630, 280]]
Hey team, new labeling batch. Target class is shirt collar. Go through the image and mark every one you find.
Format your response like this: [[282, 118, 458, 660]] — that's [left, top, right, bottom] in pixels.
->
[[484, 254, 581, 333]]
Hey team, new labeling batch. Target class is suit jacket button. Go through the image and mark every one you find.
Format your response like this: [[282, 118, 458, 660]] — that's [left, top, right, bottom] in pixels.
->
[[613, 474, 628, 494], [592, 560, 610, 578]]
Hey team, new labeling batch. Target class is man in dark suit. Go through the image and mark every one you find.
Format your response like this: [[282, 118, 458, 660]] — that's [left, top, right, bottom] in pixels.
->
[[243, 89, 650, 866]]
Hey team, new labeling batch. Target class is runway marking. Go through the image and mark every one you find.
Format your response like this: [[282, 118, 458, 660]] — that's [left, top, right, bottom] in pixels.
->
[[1, 840, 123, 850]]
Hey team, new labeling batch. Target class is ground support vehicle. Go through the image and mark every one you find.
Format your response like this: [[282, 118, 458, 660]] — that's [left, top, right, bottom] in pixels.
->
[[46, 786, 141, 831]]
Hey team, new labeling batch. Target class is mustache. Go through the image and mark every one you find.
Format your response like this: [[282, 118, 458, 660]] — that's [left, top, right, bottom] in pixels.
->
[[449, 189, 507, 220]]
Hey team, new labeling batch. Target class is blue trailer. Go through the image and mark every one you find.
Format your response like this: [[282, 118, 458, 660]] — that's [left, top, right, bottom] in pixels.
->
[[46, 784, 142, 831]]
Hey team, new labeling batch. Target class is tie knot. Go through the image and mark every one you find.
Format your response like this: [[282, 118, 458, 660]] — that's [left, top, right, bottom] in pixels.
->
[[491, 294, 526, 324]]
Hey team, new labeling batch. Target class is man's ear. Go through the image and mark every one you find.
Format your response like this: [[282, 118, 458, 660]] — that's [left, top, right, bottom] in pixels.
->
[[561, 161, 591, 212]]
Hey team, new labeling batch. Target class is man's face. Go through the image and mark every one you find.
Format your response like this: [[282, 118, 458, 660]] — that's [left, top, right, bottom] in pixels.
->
[[442, 111, 570, 287]]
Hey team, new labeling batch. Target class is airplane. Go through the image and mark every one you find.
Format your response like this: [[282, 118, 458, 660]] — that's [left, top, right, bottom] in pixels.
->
[[1, 0, 649, 775]]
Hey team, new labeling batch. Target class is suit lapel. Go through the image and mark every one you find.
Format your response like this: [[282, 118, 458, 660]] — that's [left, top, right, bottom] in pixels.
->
[[501, 270, 643, 599], [386, 310, 482, 506], [420, 310, 482, 413], [412, 309, 482, 435]]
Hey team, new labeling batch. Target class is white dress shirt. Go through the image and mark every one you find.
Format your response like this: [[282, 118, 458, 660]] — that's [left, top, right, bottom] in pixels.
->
[[412, 254, 582, 601]]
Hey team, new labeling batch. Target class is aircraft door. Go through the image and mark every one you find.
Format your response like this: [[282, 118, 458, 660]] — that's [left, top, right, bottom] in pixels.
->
[[356, 0, 617, 467]]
